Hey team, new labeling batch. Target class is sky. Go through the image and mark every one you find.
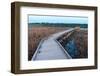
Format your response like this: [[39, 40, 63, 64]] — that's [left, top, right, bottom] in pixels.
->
[[28, 15, 88, 24]]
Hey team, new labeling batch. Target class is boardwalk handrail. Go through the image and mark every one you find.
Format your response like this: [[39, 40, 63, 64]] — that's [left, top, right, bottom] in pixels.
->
[[31, 38, 45, 60], [55, 28, 75, 39], [54, 28, 76, 59], [54, 39, 72, 59]]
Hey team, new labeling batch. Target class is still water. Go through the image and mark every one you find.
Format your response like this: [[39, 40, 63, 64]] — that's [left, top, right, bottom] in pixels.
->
[[65, 39, 79, 58]]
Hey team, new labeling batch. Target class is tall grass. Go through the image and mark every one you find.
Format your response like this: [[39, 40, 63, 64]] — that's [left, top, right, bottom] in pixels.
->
[[73, 30, 88, 58]]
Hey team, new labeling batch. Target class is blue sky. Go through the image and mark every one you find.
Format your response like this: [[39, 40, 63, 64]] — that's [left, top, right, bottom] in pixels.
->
[[28, 15, 88, 24]]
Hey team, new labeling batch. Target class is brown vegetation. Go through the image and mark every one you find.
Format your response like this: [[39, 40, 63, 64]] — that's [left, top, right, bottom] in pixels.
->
[[28, 27, 69, 60], [73, 30, 88, 58]]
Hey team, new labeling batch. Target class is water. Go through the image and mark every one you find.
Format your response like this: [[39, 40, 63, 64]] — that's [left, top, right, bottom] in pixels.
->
[[65, 39, 78, 58]]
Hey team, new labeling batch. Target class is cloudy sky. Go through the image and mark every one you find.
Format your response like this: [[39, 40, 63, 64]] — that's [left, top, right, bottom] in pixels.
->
[[28, 15, 88, 24]]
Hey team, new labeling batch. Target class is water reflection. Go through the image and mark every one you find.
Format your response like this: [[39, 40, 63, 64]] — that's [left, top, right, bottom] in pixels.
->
[[65, 39, 79, 58]]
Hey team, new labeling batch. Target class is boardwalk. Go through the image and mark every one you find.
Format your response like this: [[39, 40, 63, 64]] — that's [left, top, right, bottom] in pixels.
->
[[31, 29, 74, 60]]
